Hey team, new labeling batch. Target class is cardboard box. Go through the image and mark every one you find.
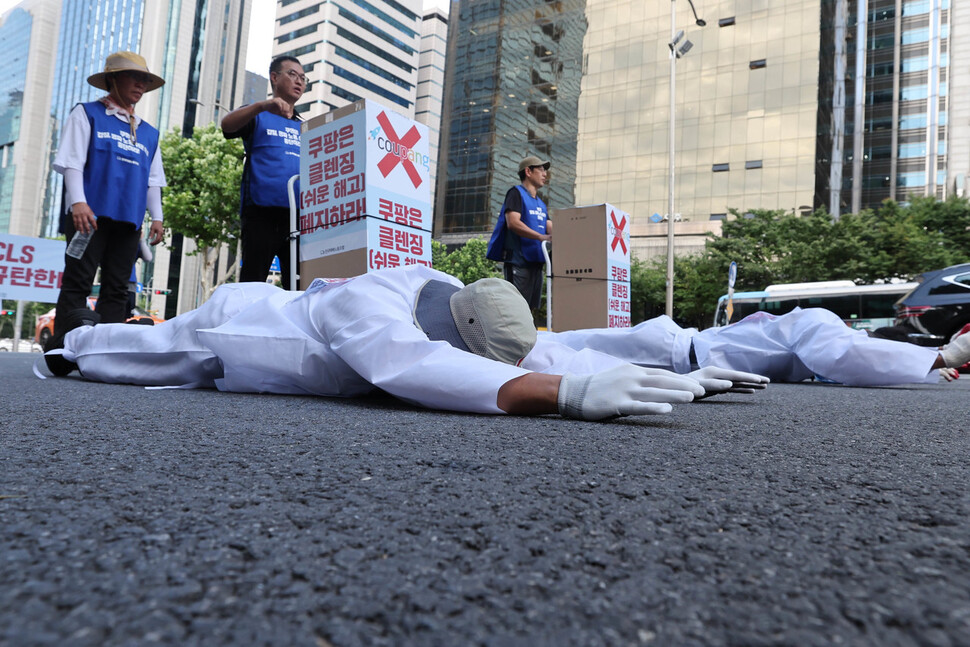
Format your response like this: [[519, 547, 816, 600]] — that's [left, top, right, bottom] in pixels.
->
[[551, 277, 631, 331], [299, 216, 431, 279], [550, 203, 631, 282], [298, 99, 432, 282]]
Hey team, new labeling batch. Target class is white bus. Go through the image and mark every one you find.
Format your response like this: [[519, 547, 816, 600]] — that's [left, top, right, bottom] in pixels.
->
[[713, 280, 919, 329]]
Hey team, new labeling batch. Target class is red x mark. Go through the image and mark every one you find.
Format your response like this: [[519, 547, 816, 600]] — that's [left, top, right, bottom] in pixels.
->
[[610, 211, 628, 254], [376, 111, 423, 188]]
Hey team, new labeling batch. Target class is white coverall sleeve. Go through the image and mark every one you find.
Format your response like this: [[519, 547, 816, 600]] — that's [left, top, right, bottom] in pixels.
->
[[321, 272, 530, 414]]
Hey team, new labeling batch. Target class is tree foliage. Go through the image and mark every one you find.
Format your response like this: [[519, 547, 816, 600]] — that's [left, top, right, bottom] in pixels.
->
[[431, 238, 501, 285], [160, 124, 245, 298], [0, 299, 49, 343], [632, 197, 970, 329]]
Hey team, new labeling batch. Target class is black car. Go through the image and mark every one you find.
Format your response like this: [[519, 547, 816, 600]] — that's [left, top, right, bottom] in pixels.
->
[[894, 263, 970, 346]]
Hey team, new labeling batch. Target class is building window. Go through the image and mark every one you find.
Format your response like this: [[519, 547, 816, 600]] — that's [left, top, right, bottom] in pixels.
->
[[338, 8, 415, 55], [280, 4, 321, 26], [330, 64, 412, 109], [712, 163, 730, 172], [710, 213, 726, 220], [277, 23, 320, 44], [899, 114, 927, 130], [337, 26, 413, 73], [329, 84, 362, 104], [349, 0, 418, 38], [898, 171, 926, 187], [901, 27, 929, 46], [745, 160, 763, 169], [718, 17, 735, 27], [282, 43, 317, 58], [333, 46, 413, 90], [749, 59, 767, 70]]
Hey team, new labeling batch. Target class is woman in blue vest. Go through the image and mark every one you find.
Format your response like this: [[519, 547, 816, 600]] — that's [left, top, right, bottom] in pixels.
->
[[221, 55, 306, 290], [486, 156, 553, 310], [48, 51, 166, 374]]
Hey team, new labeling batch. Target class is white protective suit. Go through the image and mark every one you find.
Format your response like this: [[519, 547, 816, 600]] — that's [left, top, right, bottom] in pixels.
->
[[61, 267, 940, 415], [64, 267, 528, 413], [532, 309, 939, 386]]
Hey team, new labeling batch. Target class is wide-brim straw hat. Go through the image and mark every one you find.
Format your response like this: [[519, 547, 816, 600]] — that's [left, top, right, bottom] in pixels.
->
[[87, 51, 165, 92]]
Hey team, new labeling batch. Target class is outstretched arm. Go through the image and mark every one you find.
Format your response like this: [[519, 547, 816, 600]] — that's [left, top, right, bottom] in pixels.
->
[[221, 98, 293, 134], [498, 364, 705, 420], [497, 373, 562, 415]]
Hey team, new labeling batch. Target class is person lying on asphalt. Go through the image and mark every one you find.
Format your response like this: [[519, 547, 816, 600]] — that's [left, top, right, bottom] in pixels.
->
[[41, 266, 767, 421], [43, 266, 969, 420]]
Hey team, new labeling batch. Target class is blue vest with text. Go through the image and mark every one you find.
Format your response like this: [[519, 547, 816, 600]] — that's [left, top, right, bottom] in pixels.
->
[[81, 101, 159, 228], [486, 185, 548, 264], [242, 111, 301, 208]]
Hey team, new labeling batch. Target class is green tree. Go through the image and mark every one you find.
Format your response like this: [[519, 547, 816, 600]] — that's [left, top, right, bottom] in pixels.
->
[[160, 123, 244, 299], [629, 253, 727, 329], [640, 198, 970, 329], [431, 238, 500, 285], [904, 195, 970, 267], [849, 200, 950, 281], [629, 254, 665, 324], [0, 299, 50, 343]]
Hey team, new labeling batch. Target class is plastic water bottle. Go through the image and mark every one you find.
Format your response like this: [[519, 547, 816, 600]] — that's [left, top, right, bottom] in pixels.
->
[[66, 230, 93, 259]]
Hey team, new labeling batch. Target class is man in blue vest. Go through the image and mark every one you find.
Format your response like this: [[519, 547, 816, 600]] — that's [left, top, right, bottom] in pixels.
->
[[47, 51, 166, 375], [487, 156, 553, 313], [222, 55, 305, 290]]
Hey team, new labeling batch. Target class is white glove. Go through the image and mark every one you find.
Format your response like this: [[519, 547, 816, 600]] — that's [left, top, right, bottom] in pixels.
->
[[940, 367, 960, 382], [557, 364, 704, 421], [687, 366, 770, 399], [941, 333, 970, 368]]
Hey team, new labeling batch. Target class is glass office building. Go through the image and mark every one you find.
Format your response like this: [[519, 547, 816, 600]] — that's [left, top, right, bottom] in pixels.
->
[[435, 0, 586, 241], [416, 2, 448, 200], [825, 0, 953, 217], [575, 0, 822, 260], [437, 0, 965, 262], [42, 0, 146, 237], [0, 8, 32, 232]]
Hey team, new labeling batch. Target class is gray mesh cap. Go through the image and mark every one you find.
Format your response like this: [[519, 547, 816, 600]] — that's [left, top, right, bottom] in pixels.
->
[[413, 278, 537, 365]]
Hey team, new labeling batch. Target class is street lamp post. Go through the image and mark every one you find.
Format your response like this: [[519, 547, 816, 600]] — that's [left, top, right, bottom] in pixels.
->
[[665, 0, 705, 318]]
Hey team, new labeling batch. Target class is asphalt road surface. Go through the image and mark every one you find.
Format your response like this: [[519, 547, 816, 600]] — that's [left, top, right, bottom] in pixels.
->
[[3, 351, 969, 646]]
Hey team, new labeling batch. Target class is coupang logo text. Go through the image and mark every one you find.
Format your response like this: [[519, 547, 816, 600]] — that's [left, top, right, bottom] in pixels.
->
[[370, 111, 430, 188]]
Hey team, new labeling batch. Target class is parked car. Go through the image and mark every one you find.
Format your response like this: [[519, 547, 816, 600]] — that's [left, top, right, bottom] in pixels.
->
[[894, 263, 970, 348], [34, 297, 164, 346], [0, 338, 43, 352]]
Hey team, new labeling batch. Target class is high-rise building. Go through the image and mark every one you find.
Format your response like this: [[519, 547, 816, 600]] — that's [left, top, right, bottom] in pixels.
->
[[242, 70, 270, 107], [437, 0, 964, 263], [272, 0, 423, 120], [0, 0, 60, 237], [434, 0, 586, 246], [825, 0, 957, 217], [0, 0, 251, 316], [577, 0, 823, 260], [415, 0, 448, 201], [42, 0, 153, 239], [144, 0, 253, 317]]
